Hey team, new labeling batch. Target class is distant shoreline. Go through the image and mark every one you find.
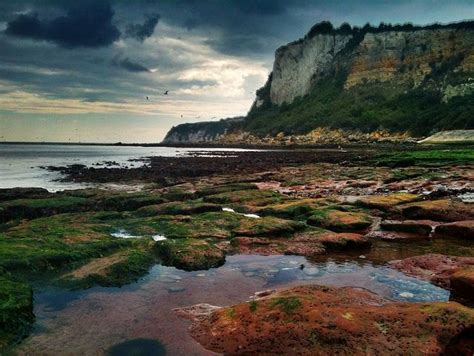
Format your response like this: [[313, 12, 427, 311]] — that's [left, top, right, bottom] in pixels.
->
[[1, 141, 471, 150], [0, 141, 418, 150]]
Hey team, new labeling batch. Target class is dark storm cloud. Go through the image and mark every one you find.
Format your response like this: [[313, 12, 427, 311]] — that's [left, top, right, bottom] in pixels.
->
[[4, 0, 120, 48], [121, 0, 316, 57], [225, 0, 287, 15], [126, 13, 160, 42], [112, 56, 150, 72]]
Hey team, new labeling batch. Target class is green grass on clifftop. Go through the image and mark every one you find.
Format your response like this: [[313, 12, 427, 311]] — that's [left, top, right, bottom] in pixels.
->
[[245, 71, 474, 137], [375, 149, 474, 167]]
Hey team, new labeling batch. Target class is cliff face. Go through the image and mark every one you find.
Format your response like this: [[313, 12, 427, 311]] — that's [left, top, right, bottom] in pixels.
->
[[269, 34, 352, 105], [258, 27, 474, 107], [162, 117, 244, 144], [163, 21, 474, 144]]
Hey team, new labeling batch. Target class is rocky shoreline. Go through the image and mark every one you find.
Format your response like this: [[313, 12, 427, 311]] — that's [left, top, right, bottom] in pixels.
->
[[1, 146, 473, 353]]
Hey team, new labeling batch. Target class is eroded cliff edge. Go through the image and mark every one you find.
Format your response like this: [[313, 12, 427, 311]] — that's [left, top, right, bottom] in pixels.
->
[[162, 21, 474, 145]]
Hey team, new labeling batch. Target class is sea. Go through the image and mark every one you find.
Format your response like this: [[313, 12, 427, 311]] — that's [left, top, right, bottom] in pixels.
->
[[0, 143, 256, 191]]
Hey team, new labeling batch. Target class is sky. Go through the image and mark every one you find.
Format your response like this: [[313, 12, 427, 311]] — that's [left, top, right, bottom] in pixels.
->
[[0, 0, 473, 143]]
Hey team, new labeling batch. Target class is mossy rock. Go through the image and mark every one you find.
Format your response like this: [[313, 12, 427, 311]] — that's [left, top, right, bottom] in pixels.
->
[[232, 216, 306, 237], [161, 185, 197, 201], [307, 208, 373, 232], [136, 201, 221, 217], [178, 284, 474, 354], [60, 249, 155, 289], [0, 191, 169, 223], [450, 266, 474, 304], [98, 192, 166, 211], [258, 199, 326, 219], [203, 189, 285, 207], [0, 276, 34, 351], [0, 196, 91, 222], [399, 199, 474, 222], [434, 220, 474, 239], [0, 187, 52, 202], [380, 220, 434, 235], [354, 193, 421, 210], [293, 230, 371, 251], [196, 183, 258, 197], [111, 212, 242, 240], [382, 168, 428, 183], [155, 238, 225, 271], [0, 213, 131, 273], [375, 149, 474, 168]]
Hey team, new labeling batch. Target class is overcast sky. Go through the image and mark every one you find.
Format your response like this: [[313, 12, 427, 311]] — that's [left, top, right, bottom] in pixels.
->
[[0, 0, 473, 143]]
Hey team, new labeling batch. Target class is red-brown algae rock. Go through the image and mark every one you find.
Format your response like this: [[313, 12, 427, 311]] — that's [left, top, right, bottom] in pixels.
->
[[233, 228, 370, 256], [353, 193, 421, 210], [450, 266, 474, 303], [398, 199, 474, 222], [314, 231, 371, 250], [380, 219, 437, 235], [234, 236, 326, 257], [307, 209, 374, 232], [176, 285, 474, 355], [367, 219, 438, 241], [434, 220, 474, 239], [388, 254, 474, 290]]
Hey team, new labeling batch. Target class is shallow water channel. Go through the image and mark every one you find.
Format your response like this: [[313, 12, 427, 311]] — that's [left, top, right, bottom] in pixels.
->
[[15, 236, 472, 355]]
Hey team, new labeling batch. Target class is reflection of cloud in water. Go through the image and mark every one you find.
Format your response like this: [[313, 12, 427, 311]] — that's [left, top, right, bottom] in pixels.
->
[[224, 256, 449, 303], [29, 254, 450, 355]]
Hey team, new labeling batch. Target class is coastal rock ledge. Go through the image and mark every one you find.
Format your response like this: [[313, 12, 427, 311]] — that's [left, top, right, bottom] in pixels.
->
[[176, 285, 474, 355]]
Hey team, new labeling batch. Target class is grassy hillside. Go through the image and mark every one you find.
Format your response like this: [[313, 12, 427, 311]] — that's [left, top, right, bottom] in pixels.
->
[[245, 68, 474, 137]]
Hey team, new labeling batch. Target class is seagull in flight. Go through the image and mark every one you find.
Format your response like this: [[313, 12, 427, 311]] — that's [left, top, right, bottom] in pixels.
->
[[163, 90, 169, 95], [146, 96, 149, 100]]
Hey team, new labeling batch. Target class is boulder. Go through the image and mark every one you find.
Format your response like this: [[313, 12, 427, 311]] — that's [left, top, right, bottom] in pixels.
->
[[398, 199, 474, 222], [389, 254, 474, 293], [450, 266, 474, 303], [176, 285, 474, 355], [234, 236, 325, 257], [434, 220, 474, 239], [380, 219, 436, 235], [155, 239, 226, 271], [353, 193, 421, 210], [308, 209, 373, 232]]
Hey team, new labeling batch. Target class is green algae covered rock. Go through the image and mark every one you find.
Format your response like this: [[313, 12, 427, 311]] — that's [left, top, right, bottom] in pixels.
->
[[0, 275, 34, 352], [155, 238, 226, 271], [136, 201, 221, 216], [196, 183, 258, 197], [0, 196, 91, 222], [203, 189, 285, 207], [59, 249, 155, 289], [232, 216, 306, 236], [307, 208, 373, 232], [257, 199, 326, 219], [399, 199, 474, 222], [353, 193, 421, 210]]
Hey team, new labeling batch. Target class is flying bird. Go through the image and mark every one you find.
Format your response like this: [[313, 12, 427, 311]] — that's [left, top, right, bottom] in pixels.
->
[[163, 90, 169, 95], [146, 96, 149, 100]]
